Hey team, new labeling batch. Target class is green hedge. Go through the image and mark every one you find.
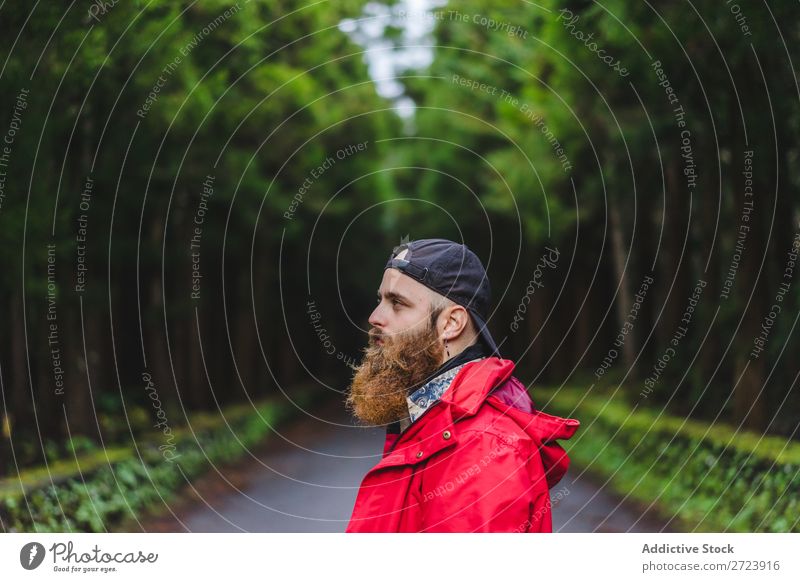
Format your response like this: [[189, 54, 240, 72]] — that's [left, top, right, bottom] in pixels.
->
[[534, 386, 800, 532], [0, 389, 315, 532]]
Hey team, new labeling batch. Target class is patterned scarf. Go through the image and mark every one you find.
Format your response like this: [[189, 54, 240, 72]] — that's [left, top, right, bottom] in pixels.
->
[[398, 356, 486, 432]]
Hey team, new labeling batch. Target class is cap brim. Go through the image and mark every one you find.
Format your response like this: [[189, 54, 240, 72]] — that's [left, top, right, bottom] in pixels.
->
[[468, 309, 501, 357]]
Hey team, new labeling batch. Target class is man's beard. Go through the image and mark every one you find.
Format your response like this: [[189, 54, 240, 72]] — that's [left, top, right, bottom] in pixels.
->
[[345, 320, 445, 426]]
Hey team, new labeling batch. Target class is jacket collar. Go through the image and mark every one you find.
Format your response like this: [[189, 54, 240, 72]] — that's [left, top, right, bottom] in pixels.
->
[[377, 357, 516, 467], [387, 341, 492, 435], [440, 356, 515, 418], [406, 354, 488, 424]]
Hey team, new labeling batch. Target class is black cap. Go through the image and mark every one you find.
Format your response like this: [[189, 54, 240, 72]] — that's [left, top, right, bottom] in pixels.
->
[[384, 238, 500, 357]]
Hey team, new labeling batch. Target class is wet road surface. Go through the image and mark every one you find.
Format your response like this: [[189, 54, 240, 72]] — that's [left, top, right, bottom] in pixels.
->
[[132, 399, 673, 533]]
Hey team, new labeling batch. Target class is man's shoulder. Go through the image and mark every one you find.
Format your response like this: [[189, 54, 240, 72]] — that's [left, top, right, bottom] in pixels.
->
[[457, 379, 535, 449]]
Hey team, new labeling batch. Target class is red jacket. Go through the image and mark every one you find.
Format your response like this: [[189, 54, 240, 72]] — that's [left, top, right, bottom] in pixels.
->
[[346, 357, 580, 532]]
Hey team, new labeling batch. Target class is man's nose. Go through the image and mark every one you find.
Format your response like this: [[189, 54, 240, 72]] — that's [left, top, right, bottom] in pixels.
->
[[368, 305, 384, 329]]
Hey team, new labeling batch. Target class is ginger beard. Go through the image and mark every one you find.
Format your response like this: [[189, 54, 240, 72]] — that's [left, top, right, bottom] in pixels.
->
[[346, 317, 446, 426]]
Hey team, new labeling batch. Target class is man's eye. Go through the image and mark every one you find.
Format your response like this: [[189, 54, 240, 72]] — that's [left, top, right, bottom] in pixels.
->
[[392, 299, 402, 307]]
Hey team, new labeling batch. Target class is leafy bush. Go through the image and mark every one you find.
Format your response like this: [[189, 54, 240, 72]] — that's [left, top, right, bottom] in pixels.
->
[[534, 386, 800, 532], [0, 390, 315, 532]]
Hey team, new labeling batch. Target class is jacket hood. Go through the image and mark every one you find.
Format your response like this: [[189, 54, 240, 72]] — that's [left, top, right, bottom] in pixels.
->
[[442, 357, 580, 488]]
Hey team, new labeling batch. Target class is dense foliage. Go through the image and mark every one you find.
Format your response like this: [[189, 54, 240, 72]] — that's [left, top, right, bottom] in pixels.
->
[[0, 390, 311, 532], [536, 385, 799, 532]]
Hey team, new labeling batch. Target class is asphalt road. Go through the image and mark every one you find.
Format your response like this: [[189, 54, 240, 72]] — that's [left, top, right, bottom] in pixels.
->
[[132, 398, 673, 533]]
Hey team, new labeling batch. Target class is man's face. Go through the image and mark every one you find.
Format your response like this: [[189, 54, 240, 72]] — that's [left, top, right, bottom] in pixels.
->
[[368, 268, 437, 343], [345, 269, 446, 426]]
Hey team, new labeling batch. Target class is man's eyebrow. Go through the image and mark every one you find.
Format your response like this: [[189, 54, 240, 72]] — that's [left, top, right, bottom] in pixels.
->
[[376, 289, 412, 303]]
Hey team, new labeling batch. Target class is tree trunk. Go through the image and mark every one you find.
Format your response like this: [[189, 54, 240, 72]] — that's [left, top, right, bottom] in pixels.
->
[[609, 200, 636, 377]]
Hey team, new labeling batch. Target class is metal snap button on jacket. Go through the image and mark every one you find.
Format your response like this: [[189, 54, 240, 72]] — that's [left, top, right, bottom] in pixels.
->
[[442, 430, 452, 440], [416, 450, 423, 458]]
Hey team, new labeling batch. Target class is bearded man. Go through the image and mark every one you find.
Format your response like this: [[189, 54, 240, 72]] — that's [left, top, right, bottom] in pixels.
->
[[345, 238, 580, 533]]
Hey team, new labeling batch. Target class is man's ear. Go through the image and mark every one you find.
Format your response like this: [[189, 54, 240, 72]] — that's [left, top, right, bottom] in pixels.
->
[[442, 304, 470, 340]]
